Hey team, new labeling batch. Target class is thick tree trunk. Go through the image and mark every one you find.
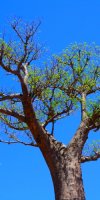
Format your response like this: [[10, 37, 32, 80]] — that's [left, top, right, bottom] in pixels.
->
[[23, 100, 86, 200], [51, 159, 85, 200], [42, 143, 86, 200]]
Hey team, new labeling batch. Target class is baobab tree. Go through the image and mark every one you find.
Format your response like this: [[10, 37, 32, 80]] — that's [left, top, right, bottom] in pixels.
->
[[0, 19, 100, 200]]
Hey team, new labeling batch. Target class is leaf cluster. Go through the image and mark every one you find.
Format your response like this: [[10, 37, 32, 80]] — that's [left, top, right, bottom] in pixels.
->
[[28, 43, 100, 127]]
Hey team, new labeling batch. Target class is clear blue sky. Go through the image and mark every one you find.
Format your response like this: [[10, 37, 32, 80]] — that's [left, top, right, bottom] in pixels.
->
[[0, 0, 100, 200]]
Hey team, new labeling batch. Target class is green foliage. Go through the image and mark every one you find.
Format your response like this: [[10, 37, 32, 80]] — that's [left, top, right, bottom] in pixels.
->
[[28, 43, 100, 125], [0, 38, 13, 58], [83, 140, 100, 156]]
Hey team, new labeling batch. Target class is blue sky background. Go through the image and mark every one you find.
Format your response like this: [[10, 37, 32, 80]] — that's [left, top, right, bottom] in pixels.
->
[[0, 0, 100, 200]]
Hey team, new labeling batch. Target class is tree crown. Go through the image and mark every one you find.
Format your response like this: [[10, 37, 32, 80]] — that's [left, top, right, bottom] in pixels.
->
[[0, 19, 100, 158]]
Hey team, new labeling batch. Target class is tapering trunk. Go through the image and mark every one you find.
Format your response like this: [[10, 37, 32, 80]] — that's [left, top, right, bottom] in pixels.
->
[[24, 101, 86, 200]]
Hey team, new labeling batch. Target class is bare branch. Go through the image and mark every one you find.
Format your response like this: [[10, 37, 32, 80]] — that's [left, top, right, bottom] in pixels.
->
[[81, 152, 100, 163], [27, 45, 43, 65], [11, 19, 41, 44], [0, 138, 38, 147], [11, 19, 25, 43]]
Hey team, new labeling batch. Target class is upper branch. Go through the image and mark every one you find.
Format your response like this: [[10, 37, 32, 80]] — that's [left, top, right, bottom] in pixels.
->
[[11, 19, 42, 66]]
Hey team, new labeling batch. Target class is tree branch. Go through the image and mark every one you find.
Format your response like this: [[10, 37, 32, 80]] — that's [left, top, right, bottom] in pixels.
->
[[89, 104, 100, 131], [51, 121, 55, 135], [0, 59, 17, 75], [0, 108, 25, 122], [0, 138, 38, 147], [87, 86, 100, 95], [81, 152, 100, 163], [11, 19, 25, 43], [43, 108, 72, 128], [69, 118, 90, 154], [0, 115, 28, 131], [81, 92, 87, 121], [0, 93, 22, 101], [17, 66, 29, 97]]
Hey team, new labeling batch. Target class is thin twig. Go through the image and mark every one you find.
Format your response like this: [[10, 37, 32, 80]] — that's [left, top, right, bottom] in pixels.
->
[[0, 138, 38, 147]]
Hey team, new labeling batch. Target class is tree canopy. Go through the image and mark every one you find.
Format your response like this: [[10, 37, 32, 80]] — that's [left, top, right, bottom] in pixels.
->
[[0, 19, 100, 161]]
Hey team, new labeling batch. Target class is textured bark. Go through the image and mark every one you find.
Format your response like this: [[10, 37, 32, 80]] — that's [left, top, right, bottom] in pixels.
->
[[52, 158, 85, 200], [21, 95, 86, 200], [40, 140, 86, 200]]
